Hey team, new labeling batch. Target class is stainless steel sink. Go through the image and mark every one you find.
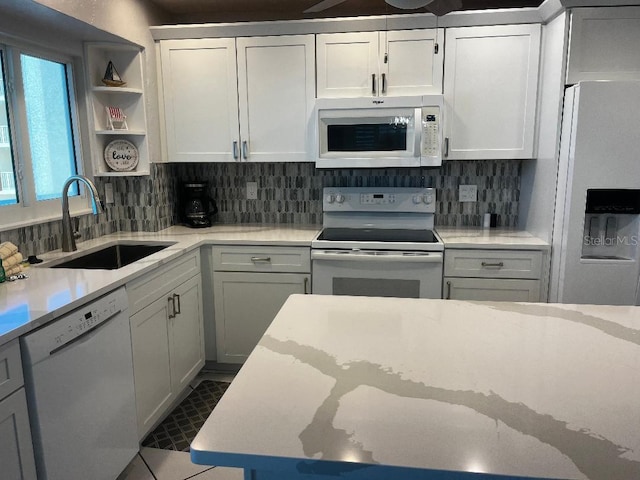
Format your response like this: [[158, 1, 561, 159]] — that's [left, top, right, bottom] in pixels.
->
[[48, 243, 173, 270]]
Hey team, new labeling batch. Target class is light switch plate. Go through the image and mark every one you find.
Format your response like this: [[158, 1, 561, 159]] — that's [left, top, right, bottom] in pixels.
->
[[459, 184, 477, 202], [246, 182, 258, 200]]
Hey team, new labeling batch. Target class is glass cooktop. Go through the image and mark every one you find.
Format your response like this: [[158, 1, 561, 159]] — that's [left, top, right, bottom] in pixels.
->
[[317, 228, 438, 243]]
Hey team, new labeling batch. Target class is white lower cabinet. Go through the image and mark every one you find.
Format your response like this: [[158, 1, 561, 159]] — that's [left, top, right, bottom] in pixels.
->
[[127, 251, 205, 439], [211, 245, 311, 364], [0, 339, 36, 480], [444, 277, 541, 302], [444, 249, 546, 302]]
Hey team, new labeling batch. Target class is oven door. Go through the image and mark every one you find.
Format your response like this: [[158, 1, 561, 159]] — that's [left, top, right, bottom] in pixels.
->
[[311, 250, 443, 299]]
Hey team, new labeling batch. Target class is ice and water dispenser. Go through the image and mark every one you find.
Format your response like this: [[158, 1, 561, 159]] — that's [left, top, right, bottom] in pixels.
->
[[582, 189, 640, 260]]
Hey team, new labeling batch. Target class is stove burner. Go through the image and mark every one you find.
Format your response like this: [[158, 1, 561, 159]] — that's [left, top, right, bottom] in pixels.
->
[[317, 228, 438, 243]]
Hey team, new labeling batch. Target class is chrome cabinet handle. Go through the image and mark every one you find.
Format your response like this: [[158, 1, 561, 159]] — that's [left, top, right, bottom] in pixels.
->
[[481, 261, 504, 268], [251, 256, 271, 263], [372, 73, 376, 96], [173, 293, 181, 315], [446, 281, 452, 300], [444, 137, 449, 158], [381, 73, 386, 94], [242, 140, 248, 160], [168, 296, 176, 319], [304, 276, 309, 294], [233, 141, 239, 160]]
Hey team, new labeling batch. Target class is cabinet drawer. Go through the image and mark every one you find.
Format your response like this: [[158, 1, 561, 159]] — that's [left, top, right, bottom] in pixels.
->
[[0, 339, 24, 401], [444, 277, 541, 302], [444, 249, 542, 279], [212, 246, 310, 273], [127, 250, 201, 314]]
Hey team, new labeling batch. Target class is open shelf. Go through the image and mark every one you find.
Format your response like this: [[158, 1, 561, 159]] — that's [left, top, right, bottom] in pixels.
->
[[85, 42, 149, 176]]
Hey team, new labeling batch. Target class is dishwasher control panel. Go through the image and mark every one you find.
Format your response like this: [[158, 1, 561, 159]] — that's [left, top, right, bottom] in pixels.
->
[[21, 287, 128, 364]]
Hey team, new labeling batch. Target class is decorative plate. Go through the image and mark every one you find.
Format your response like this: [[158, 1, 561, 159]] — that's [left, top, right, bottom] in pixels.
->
[[104, 139, 139, 171]]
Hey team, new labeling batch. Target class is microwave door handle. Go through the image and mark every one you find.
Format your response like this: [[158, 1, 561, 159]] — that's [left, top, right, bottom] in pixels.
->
[[372, 73, 376, 96], [381, 73, 386, 95]]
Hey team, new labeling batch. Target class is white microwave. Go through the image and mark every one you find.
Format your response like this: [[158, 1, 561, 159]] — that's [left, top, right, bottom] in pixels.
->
[[315, 95, 443, 169]]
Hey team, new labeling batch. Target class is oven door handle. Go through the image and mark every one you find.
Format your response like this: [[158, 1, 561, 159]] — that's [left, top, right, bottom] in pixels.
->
[[311, 251, 443, 263]]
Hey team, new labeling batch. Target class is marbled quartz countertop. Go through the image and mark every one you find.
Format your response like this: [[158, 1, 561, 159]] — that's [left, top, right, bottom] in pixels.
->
[[0, 224, 318, 344], [192, 294, 640, 480], [437, 227, 549, 250], [0, 225, 548, 345]]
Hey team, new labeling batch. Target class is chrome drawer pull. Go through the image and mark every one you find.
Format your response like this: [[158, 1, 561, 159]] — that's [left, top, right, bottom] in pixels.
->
[[481, 261, 504, 268], [173, 293, 181, 315], [446, 281, 451, 300], [168, 296, 176, 319], [251, 256, 271, 263], [304, 277, 309, 294]]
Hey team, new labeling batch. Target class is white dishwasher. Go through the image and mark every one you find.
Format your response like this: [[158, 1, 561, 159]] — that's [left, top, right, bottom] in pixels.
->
[[21, 287, 138, 480]]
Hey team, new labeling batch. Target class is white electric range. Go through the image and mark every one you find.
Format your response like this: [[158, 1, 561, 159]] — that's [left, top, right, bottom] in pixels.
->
[[312, 187, 443, 298]]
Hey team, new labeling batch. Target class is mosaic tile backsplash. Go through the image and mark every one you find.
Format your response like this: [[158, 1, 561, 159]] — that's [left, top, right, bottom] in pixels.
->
[[174, 160, 521, 228], [0, 163, 177, 257], [0, 160, 520, 256]]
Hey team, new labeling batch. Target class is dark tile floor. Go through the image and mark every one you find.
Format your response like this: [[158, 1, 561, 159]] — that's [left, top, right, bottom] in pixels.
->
[[117, 372, 241, 480]]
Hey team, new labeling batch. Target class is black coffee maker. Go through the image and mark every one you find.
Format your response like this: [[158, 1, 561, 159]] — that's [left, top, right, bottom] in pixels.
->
[[180, 182, 217, 228]]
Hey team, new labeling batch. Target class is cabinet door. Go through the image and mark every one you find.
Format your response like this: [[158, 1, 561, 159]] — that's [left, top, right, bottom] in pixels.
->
[[237, 35, 315, 162], [444, 277, 541, 302], [567, 7, 640, 83], [130, 297, 173, 439], [316, 32, 379, 98], [0, 389, 37, 480], [169, 275, 205, 394], [160, 38, 240, 162], [214, 272, 310, 363], [382, 29, 444, 96], [443, 24, 541, 160]]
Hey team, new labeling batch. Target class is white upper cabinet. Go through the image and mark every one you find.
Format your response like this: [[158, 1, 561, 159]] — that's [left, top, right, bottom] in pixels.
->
[[567, 7, 640, 84], [236, 35, 315, 162], [316, 29, 444, 98], [159, 35, 315, 163], [443, 24, 541, 160], [160, 38, 239, 162]]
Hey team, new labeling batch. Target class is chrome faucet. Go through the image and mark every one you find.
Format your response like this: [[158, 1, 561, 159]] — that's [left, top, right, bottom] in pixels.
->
[[61, 175, 104, 252]]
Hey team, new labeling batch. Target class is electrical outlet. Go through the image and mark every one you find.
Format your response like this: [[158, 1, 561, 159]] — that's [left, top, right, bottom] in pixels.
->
[[246, 182, 258, 200], [459, 184, 477, 202], [104, 183, 114, 204]]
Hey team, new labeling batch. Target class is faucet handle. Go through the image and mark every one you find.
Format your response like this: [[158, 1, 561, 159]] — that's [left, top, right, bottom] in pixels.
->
[[72, 217, 81, 240]]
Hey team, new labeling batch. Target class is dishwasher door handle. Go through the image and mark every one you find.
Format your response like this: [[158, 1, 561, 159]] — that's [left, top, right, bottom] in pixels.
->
[[311, 251, 443, 263]]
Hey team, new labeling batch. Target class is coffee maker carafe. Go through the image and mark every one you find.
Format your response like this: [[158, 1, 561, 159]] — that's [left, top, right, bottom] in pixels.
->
[[180, 182, 217, 228]]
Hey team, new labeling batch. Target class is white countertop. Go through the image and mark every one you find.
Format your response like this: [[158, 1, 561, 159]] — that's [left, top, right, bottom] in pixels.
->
[[437, 227, 550, 250], [0, 225, 318, 345], [191, 294, 640, 480], [0, 224, 548, 345]]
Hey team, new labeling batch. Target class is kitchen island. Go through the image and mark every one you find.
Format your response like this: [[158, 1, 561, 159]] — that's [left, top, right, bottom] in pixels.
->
[[191, 294, 640, 480]]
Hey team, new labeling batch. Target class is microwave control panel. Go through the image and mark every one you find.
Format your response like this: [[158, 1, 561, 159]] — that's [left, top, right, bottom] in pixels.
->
[[421, 106, 441, 163]]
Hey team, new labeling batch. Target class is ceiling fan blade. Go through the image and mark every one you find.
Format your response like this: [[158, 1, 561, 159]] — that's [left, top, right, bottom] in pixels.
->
[[425, 0, 463, 16], [304, 0, 350, 13]]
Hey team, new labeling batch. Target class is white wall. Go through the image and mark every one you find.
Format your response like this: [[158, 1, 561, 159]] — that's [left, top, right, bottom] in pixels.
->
[[519, 12, 568, 242]]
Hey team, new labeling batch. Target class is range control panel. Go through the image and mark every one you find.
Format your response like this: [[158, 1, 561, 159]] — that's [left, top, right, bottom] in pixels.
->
[[323, 187, 436, 213]]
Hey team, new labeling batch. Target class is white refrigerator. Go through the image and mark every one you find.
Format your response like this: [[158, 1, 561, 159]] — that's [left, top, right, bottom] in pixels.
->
[[550, 81, 640, 305]]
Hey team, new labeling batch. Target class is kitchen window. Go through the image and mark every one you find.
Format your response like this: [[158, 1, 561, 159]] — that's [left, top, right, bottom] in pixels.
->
[[0, 42, 87, 229]]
